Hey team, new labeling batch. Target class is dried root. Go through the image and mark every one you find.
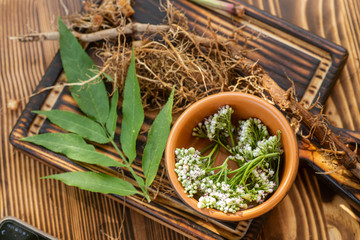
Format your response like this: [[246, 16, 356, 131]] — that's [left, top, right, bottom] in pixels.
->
[[101, 30, 257, 112], [10, 0, 135, 42], [233, 55, 360, 180], [67, 0, 133, 32], [100, 6, 268, 112]]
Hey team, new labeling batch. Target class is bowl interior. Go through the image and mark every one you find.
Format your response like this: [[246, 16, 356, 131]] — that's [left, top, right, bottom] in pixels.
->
[[165, 92, 298, 221]]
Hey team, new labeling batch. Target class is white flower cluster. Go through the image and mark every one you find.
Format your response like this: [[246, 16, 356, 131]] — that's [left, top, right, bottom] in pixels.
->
[[193, 105, 234, 140], [174, 147, 207, 197], [254, 135, 283, 157], [233, 118, 281, 161], [174, 106, 282, 214], [237, 118, 269, 148], [174, 149, 277, 213], [196, 181, 247, 213], [248, 168, 277, 196]]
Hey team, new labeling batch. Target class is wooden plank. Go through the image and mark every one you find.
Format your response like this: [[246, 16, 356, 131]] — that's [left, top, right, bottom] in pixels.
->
[[4, 0, 360, 239], [8, 0, 352, 239]]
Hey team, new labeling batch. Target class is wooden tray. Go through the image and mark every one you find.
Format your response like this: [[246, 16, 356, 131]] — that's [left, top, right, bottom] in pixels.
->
[[10, 0, 356, 239]]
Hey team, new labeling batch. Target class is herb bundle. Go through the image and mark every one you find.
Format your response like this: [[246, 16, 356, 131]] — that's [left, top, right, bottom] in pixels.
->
[[21, 17, 174, 202], [175, 106, 283, 213]]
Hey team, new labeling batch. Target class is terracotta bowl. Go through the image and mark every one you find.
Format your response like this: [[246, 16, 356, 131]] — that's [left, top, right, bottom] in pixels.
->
[[165, 92, 299, 221]]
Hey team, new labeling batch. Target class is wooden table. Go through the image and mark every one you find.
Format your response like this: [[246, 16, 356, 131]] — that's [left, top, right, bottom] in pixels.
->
[[1, 0, 359, 239]]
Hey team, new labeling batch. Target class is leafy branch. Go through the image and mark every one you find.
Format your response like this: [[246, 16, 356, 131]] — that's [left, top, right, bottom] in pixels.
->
[[21, 17, 174, 202]]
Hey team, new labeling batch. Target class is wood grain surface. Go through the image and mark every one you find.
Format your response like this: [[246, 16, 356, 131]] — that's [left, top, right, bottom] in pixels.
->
[[241, 0, 360, 131], [1, 0, 360, 240], [239, 0, 360, 239], [0, 1, 187, 239]]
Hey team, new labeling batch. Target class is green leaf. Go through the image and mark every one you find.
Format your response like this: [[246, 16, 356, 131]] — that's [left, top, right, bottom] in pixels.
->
[[34, 110, 109, 144], [43, 172, 139, 196], [103, 72, 114, 82], [22, 133, 125, 168], [143, 88, 174, 187], [128, 167, 146, 191], [105, 89, 119, 140], [58, 17, 109, 124], [120, 48, 144, 163]]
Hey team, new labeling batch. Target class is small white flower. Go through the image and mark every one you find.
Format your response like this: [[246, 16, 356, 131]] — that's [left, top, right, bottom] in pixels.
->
[[198, 201, 205, 209], [221, 183, 229, 192]]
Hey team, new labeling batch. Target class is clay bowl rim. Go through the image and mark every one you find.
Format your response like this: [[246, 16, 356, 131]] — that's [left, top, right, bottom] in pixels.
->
[[165, 92, 299, 221]]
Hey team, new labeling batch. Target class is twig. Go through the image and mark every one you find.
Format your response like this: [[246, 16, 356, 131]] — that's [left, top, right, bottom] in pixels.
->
[[9, 23, 170, 42], [30, 64, 110, 98]]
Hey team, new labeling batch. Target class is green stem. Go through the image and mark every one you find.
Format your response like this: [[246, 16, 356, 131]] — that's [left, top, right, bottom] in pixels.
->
[[208, 157, 229, 172], [229, 163, 248, 175], [228, 152, 280, 187], [201, 143, 219, 158], [240, 152, 279, 185], [216, 169, 224, 182], [110, 139, 129, 165], [200, 142, 217, 155], [216, 138, 232, 153], [200, 144, 219, 168], [110, 139, 151, 202], [227, 118, 235, 148], [206, 164, 225, 172], [229, 167, 249, 187], [239, 157, 264, 185], [275, 155, 281, 186], [128, 167, 151, 202], [228, 152, 280, 175]]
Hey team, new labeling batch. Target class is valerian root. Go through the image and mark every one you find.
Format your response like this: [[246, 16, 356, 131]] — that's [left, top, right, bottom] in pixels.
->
[[233, 55, 360, 180]]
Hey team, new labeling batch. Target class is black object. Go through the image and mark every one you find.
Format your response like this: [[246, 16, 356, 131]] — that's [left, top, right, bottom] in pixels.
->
[[0, 217, 56, 240]]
